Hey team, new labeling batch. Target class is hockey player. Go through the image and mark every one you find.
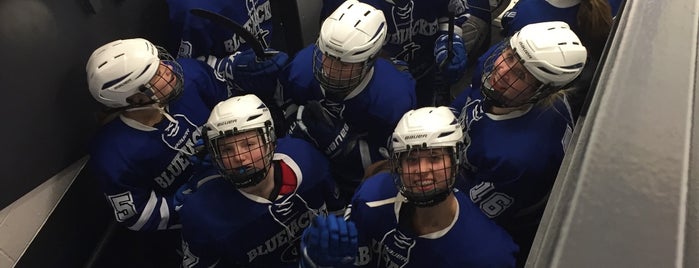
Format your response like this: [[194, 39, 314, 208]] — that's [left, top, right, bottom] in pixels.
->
[[450, 21, 587, 266], [176, 94, 343, 267], [282, 1, 416, 204], [300, 106, 518, 267], [166, 0, 274, 60], [499, 0, 617, 119], [321, 0, 484, 107], [86, 38, 282, 232]]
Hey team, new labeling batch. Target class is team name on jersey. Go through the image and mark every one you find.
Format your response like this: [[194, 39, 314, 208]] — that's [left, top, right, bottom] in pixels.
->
[[153, 128, 202, 188], [246, 208, 315, 262], [223, 1, 272, 53], [386, 18, 439, 45]]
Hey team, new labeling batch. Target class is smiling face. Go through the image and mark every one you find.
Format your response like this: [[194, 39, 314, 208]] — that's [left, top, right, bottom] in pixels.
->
[[398, 148, 453, 196]]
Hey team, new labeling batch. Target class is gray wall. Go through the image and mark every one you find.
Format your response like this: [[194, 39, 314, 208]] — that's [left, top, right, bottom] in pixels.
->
[[0, 0, 171, 210], [528, 0, 699, 266]]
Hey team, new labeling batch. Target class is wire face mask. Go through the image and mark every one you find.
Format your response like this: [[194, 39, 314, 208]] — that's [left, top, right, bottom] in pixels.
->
[[480, 41, 545, 108], [391, 146, 459, 207], [312, 45, 374, 101], [139, 48, 185, 106], [208, 128, 275, 188]]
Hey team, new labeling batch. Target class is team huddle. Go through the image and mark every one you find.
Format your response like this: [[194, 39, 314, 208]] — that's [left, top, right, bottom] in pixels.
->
[[85, 0, 618, 267]]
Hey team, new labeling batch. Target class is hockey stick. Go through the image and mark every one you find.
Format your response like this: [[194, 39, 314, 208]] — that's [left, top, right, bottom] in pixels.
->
[[189, 8, 274, 59], [432, 13, 456, 106]]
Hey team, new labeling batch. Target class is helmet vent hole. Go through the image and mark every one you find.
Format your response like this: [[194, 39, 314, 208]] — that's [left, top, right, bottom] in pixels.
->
[[354, 20, 361, 27], [97, 61, 108, 69], [558, 42, 567, 45], [134, 63, 153, 79], [363, 10, 370, 16], [113, 53, 125, 59], [437, 131, 454, 138], [537, 67, 556, 75], [102, 73, 131, 90], [247, 114, 262, 121]]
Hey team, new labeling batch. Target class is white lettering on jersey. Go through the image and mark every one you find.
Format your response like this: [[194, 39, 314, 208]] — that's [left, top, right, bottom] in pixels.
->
[[107, 192, 137, 222], [378, 229, 415, 268], [154, 115, 202, 188], [246, 208, 318, 262], [223, 1, 272, 53], [469, 182, 514, 218], [182, 240, 200, 268], [178, 40, 193, 58]]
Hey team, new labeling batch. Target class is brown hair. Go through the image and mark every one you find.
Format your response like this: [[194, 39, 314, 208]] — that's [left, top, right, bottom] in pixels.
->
[[362, 160, 393, 180], [578, 0, 613, 57]]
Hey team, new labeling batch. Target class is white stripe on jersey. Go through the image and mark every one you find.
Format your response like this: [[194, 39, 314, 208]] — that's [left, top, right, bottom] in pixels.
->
[[129, 191, 158, 231], [366, 197, 397, 208], [158, 198, 170, 230]]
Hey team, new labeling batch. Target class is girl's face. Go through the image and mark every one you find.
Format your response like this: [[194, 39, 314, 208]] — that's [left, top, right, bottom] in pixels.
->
[[321, 55, 363, 89], [399, 148, 453, 194], [217, 130, 268, 172], [488, 47, 541, 106], [147, 62, 177, 102]]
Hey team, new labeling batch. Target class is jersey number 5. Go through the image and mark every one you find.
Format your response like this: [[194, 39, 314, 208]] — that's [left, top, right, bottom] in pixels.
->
[[107, 192, 137, 222]]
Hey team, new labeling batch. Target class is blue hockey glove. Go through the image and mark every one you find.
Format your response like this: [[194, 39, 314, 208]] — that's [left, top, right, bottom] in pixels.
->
[[188, 138, 212, 168], [301, 214, 358, 268], [288, 100, 357, 159], [434, 33, 468, 83], [216, 48, 289, 97]]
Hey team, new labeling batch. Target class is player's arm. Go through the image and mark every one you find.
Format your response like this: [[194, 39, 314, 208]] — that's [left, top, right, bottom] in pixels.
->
[[96, 169, 181, 231]]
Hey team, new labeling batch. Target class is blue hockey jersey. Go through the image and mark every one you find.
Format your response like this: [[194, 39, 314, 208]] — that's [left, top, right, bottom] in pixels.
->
[[177, 137, 342, 267], [280, 44, 416, 188], [88, 58, 231, 231], [167, 0, 273, 59], [450, 41, 574, 255], [347, 172, 518, 267]]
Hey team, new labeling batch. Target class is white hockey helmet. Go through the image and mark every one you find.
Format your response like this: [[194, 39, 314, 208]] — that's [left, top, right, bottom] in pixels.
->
[[86, 38, 184, 108], [205, 94, 276, 188], [390, 106, 464, 207], [481, 21, 587, 107], [510, 21, 587, 87], [313, 0, 387, 100]]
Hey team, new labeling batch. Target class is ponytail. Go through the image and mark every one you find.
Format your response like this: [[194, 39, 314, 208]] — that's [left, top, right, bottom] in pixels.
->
[[577, 0, 613, 57]]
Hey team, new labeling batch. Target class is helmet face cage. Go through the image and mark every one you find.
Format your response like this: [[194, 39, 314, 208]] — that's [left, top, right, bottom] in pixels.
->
[[390, 145, 461, 207], [135, 47, 185, 107], [208, 126, 275, 188], [480, 40, 547, 108], [312, 45, 374, 101]]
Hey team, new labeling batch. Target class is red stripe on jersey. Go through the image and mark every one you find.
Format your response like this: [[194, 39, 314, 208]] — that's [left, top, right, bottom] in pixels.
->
[[279, 161, 298, 195]]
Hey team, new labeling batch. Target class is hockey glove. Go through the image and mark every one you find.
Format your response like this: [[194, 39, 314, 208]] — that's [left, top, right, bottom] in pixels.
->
[[188, 138, 212, 169], [289, 100, 357, 159], [434, 33, 468, 84], [301, 214, 358, 268], [216, 48, 289, 97]]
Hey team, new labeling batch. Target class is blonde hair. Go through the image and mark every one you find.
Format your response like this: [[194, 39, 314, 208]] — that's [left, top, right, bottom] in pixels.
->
[[578, 0, 613, 57], [535, 87, 575, 108]]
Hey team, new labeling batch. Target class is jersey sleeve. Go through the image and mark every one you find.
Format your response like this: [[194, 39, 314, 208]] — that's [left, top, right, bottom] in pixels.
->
[[89, 158, 180, 231]]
